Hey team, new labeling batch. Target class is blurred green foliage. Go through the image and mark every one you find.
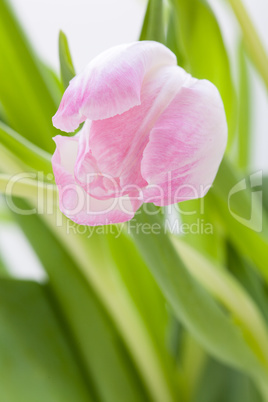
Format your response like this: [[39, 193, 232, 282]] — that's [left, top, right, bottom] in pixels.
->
[[0, 0, 267, 401]]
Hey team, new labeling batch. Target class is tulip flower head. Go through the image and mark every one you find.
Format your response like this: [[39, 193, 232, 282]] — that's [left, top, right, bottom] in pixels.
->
[[52, 41, 227, 226]]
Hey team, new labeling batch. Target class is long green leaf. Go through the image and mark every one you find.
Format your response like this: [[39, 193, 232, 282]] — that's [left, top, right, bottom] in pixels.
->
[[177, 196, 226, 263], [106, 230, 179, 395], [13, 200, 150, 402], [227, 242, 268, 325], [193, 357, 262, 402], [211, 157, 268, 282], [170, 0, 237, 146], [1, 140, 177, 402], [0, 254, 9, 277], [130, 205, 268, 385], [41, 212, 178, 402], [166, 10, 184, 66], [139, 0, 165, 43], [0, 0, 59, 153], [228, 0, 268, 90], [0, 279, 93, 402], [237, 42, 251, 169], [0, 121, 52, 175], [172, 236, 268, 367], [59, 31, 76, 90], [263, 176, 268, 215]]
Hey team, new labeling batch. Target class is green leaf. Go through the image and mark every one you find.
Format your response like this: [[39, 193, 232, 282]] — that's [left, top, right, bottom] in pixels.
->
[[0, 254, 9, 277], [105, 230, 179, 396], [227, 242, 268, 325], [262, 176, 268, 215], [228, 0, 268, 90], [0, 121, 52, 175], [2, 150, 177, 401], [0, 199, 13, 224], [177, 196, 226, 263], [0, 279, 93, 402], [0, 174, 57, 203], [139, 0, 165, 43], [107, 230, 169, 348], [172, 236, 268, 368], [166, 10, 184, 66], [170, 0, 237, 146], [177, 333, 206, 401], [0, 0, 59, 153], [237, 42, 251, 169], [40, 214, 178, 402], [39, 61, 64, 105], [12, 200, 150, 402], [130, 205, 268, 384], [211, 157, 268, 283], [59, 31, 76, 90], [193, 357, 262, 402]]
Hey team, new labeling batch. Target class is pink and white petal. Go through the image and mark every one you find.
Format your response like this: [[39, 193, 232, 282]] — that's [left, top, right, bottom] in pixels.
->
[[141, 79, 227, 206], [52, 134, 142, 225], [87, 65, 190, 193], [52, 41, 177, 132], [52, 134, 79, 188], [73, 120, 120, 200], [60, 184, 143, 226]]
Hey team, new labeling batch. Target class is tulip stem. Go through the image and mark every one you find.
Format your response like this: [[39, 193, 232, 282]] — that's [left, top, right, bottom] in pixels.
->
[[0, 173, 58, 201], [228, 0, 268, 89]]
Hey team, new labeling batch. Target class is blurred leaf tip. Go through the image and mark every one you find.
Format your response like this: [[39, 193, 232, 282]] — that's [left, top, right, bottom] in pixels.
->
[[59, 30, 76, 90]]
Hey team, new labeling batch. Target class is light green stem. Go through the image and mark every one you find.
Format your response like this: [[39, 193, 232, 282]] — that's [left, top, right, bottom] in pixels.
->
[[228, 0, 268, 89], [0, 173, 57, 201]]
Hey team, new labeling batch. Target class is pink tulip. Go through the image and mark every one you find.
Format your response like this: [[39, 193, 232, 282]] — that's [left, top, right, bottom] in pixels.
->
[[52, 41, 227, 226]]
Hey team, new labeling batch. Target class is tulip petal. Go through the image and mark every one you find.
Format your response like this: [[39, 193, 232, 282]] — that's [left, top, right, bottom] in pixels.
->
[[52, 41, 177, 132], [141, 79, 227, 206], [83, 65, 190, 197], [52, 135, 142, 225], [74, 121, 123, 200]]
